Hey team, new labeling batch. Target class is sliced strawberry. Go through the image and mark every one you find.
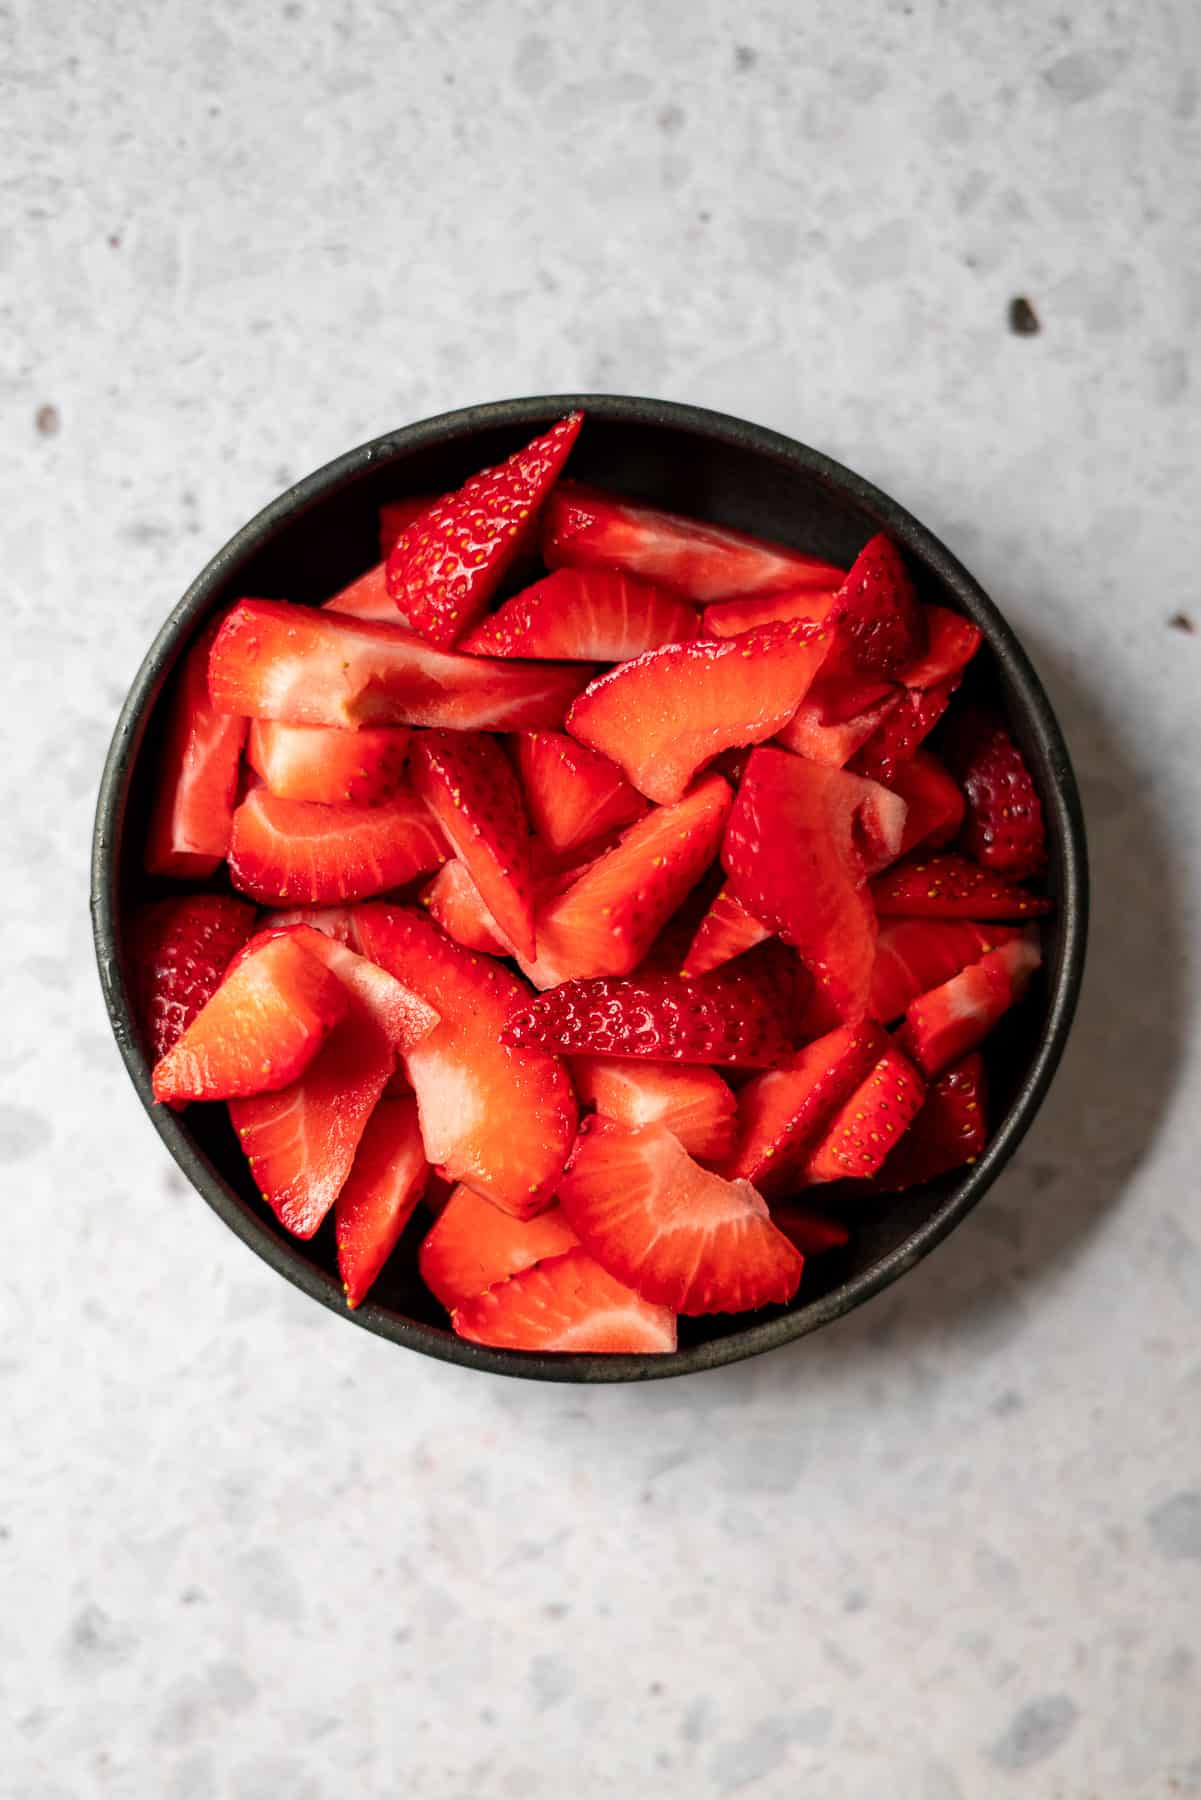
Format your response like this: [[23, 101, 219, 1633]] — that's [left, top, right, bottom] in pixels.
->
[[351, 904, 576, 1216], [521, 773, 731, 987], [452, 1245, 677, 1353], [266, 906, 355, 943], [460, 566, 699, 661], [870, 918, 1022, 1023], [208, 598, 589, 732], [821, 534, 925, 678], [335, 1096, 429, 1306], [703, 587, 838, 637], [409, 729, 537, 961], [419, 1184, 579, 1313], [246, 719, 410, 807], [421, 858, 513, 955], [851, 680, 956, 785], [558, 1118, 803, 1315], [769, 1202, 851, 1255], [238, 922, 439, 1052], [516, 730, 646, 856], [151, 934, 348, 1105], [572, 1056, 737, 1163], [867, 1054, 987, 1192], [145, 616, 247, 878], [543, 480, 845, 603], [228, 784, 448, 905], [323, 561, 398, 623], [870, 853, 1054, 920], [387, 413, 583, 647], [802, 1044, 926, 1182], [681, 883, 773, 977], [774, 675, 902, 768], [942, 707, 1048, 877], [567, 620, 832, 805], [722, 1021, 888, 1194], [378, 496, 435, 559], [887, 750, 965, 855], [896, 933, 1042, 1076], [128, 895, 257, 1059], [897, 604, 982, 688]]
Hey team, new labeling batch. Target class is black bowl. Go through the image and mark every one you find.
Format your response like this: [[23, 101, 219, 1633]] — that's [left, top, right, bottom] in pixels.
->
[[91, 395, 1088, 1383]]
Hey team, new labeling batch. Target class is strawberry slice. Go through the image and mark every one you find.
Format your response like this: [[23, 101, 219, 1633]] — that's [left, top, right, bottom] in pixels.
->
[[387, 413, 583, 647], [896, 933, 1042, 1076], [802, 1043, 926, 1182], [851, 680, 956, 785], [208, 599, 589, 732], [228, 784, 448, 905], [557, 1118, 803, 1315], [460, 566, 699, 661], [335, 1096, 429, 1306], [409, 729, 537, 961], [421, 859, 513, 955], [516, 730, 646, 856], [722, 1021, 888, 1194], [567, 619, 832, 805], [870, 918, 1022, 1023], [246, 719, 410, 807], [703, 587, 838, 637], [897, 604, 982, 688], [128, 894, 257, 1059], [680, 883, 773, 977], [942, 707, 1048, 877], [821, 534, 925, 678], [887, 750, 965, 855], [419, 1184, 579, 1313], [324, 561, 398, 623], [266, 906, 355, 943], [238, 922, 439, 1052], [867, 1054, 988, 1192], [774, 675, 901, 768], [378, 496, 435, 559], [351, 905, 576, 1217], [870, 853, 1054, 920], [520, 773, 731, 987], [572, 1057, 737, 1163], [452, 1245, 677, 1353], [145, 616, 247, 878], [543, 480, 845, 603], [150, 934, 348, 1105], [769, 1203, 851, 1255]]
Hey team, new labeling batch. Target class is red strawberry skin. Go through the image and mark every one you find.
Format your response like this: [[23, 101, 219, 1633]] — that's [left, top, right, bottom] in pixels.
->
[[128, 895, 257, 1059], [247, 719, 410, 807], [681, 883, 773, 977], [867, 1054, 987, 1192], [852, 680, 956, 785], [409, 730, 537, 961], [420, 1184, 579, 1314], [822, 534, 925, 677], [942, 708, 1048, 877], [870, 918, 1022, 1023], [870, 853, 1053, 920], [567, 619, 832, 805], [228, 784, 449, 906], [145, 616, 247, 878], [774, 674, 901, 767], [451, 1244, 677, 1353], [896, 933, 1042, 1076], [386, 414, 583, 647], [803, 1044, 926, 1182], [723, 1021, 888, 1194], [703, 587, 838, 637], [460, 566, 699, 661], [897, 605, 982, 688], [516, 730, 647, 856], [887, 751, 965, 855], [335, 1096, 429, 1307], [378, 496, 436, 559]]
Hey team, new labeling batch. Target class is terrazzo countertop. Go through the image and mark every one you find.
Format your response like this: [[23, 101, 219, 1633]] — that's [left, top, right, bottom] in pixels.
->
[[4, 1, 1201, 1794]]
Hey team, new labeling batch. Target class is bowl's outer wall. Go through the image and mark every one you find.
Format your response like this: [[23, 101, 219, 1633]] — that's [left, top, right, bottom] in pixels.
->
[[92, 395, 1089, 1383]]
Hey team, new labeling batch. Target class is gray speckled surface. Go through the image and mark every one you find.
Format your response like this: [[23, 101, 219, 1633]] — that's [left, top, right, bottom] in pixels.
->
[[4, 1, 1201, 1794]]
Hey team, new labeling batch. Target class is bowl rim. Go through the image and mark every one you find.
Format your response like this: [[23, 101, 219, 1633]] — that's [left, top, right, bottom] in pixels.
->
[[91, 392, 1089, 1384]]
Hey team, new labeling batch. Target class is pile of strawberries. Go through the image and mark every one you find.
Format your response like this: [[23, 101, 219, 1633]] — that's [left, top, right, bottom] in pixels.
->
[[130, 411, 1052, 1354]]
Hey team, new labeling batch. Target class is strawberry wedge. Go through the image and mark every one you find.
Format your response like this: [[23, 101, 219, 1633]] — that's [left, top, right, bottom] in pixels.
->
[[822, 534, 925, 678], [323, 561, 398, 623], [681, 883, 773, 978], [452, 1245, 677, 1354], [208, 599, 589, 732], [567, 619, 832, 805], [421, 859, 513, 956], [335, 1097, 430, 1306], [870, 919, 1022, 1023], [723, 1022, 888, 1195], [516, 730, 646, 855], [460, 566, 699, 661], [146, 617, 247, 878], [852, 680, 956, 785], [247, 719, 410, 807], [774, 676, 901, 768], [887, 751, 965, 856], [867, 1054, 988, 1192], [896, 933, 1042, 1076], [942, 708, 1048, 877], [241, 923, 439, 1053], [897, 604, 982, 689], [870, 853, 1054, 920], [802, 1043, 927, 1182], [228, 784, 448, 905], [572, 1057, 737, 1164], [410, 730, 538, 962], [703, 587, 838, 637], [129, 895, 256, 1059], [420, 1185, 579, 1314], [543, 480, 845, 603]]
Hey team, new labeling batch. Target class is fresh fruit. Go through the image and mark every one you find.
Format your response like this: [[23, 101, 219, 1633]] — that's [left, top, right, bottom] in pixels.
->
[[896, 933, 1042, 1076], [208, 599, 589, 732], [773, 675, 901, 768], [870, 918, 1022, 1023], [870, 853, 1054, 920], [681, 883, 773, 977], [409, 730, 537, 961], [246, 719, 410, 807], [543, 480, 845, 602], [323, 562, 397, 623], [266, 906, 355, 943], [572, 1057, 737, 1163], [703, 587, 838, 637], [521, 773, 731, 988], [335, 1097, 429, 1306], [452, 1245, 677, 1353], [867, 1054, 987, 1191], [896, 604, 982, 688], [228, 784, 448, 905], [386, 414, 583, 647], [887, 751, 965, 854], [460, 566, 699, 660], [240, 922, 439, 1052], [129, 895, 257, 1059], [722, 1022, 888, 1194], [567, 620, 832, 805], [942, 707, 1048, 877], [378, 496, 435, 559], [851, 679, 956, 785], [821, 534, 925, 678], [769, 1203, 851, 1255], [516, 730, 647, 856], [145, 616, 248, 878], [421, 859, 512, 955], [557, 1118, 803, 1315], [151, 934, 349, 1106], [419, 1184, 579, 1313], [802, 1044, 927, 1182], [352, 904, 576, 1216]]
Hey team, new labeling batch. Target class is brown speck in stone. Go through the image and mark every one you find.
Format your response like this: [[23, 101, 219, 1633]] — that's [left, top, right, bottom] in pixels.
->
[[1009, 296, 1041, 336], [107, 232, 121, 248], [1169, 612, 1196, 634], [35, 404, 60, 437], [734, 44, 756, 70]]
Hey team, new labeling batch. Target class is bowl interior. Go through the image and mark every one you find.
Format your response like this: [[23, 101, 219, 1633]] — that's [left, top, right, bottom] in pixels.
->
[[94, 396, 1086, 1381]]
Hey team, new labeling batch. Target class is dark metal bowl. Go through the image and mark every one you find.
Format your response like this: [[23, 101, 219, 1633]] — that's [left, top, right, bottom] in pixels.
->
[[91, 395, 1088, 1383]]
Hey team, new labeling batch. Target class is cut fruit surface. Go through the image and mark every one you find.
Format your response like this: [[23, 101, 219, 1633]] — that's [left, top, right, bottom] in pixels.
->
[[852, 679, 956, 785], [266, 906, 355, 943], [335, 1097, 429, 1306], [802, 1043, 926, 1182], [870, 918, 1022, 1023], [460, 566, 699, 661], [236, 922, 439, 1052], [420, 1185, 579, 1313], [247, 719, 410, 807], [421, 859, 513, 955], [870, 853, 1054, 920], [773, 675, 901, 768], [703, 586, 837, 637], [557, 1118, 803, 1315], [896, 933, 1042, 1076], [897, 604, 982, 688], [723, 1021, 888, 1195], [452, 1245, 677, 1353], [410, 729, 537, 962], [129, 895, 257, 1059], [228, 784, 448, 905], [323, 560, 398, 623], [145, 616, 247, 878], [887, 751, 965, 855], [942, 708, 1048, 877], [822, 534, 925, 678], [681, 883, 773, 977], [516, 729, 647, 856], [572, 1057, 737, 1163], [868, 1054, 987, 1192]]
